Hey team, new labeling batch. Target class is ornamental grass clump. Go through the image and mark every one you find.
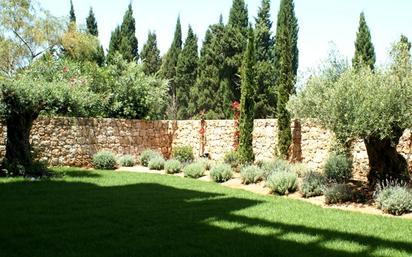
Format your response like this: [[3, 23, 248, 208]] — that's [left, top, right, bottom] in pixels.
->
[[266, 170, 298, 195], [240, 165, 265, 185], [119, 155, 135, 167], [164, 160, 182, 174], [139, 149, 162, 167], [375, 184, 412, 216], [210, 163, 233, 183], [92, 151, 117, 170], [148, 157, 165, 170], [183, 162, 205, 178]]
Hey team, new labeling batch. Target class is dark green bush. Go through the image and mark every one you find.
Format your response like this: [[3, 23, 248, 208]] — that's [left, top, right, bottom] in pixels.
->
[[172, 145, 194, 163], [375, 185, 412, 215], [92, 151, 117, 170], [164, 160, 182, 174], [210, 163, 233, 183], [223, 150, 240, 170], [266, 171, 297, 195], [148, 157, 165, 170], [240, 165, 264, 184], [324, 184, 353, 204], [324, 153, 352, 183], [300, 171, 326, 198], [119, 155, 135, 167], [183, 162, 205, 178], [139, 149, 162, 167]]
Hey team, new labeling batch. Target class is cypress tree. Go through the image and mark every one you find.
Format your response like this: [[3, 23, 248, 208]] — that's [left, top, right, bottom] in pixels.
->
[[160, 16, 182, 116], [254, 0, 276, 118], [119, 4, 139, 62], [141, 31, 161, 75], [238, 27, 256, 163], [86, 7, 98, 36], [221, 0, 249, 115], [107, 26, 121, 64], [175, 26, 199, 119], [274, 0, 299, 158], [353, 12, 376, 70], [69, 0, 76, 23]]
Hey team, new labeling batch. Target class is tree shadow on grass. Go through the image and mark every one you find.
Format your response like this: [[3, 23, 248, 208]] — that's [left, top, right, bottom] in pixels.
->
[[0, 180, 411, 257]]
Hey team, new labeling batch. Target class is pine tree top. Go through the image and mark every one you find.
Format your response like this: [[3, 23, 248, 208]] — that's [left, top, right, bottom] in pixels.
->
[[228, 0, 248, 29], [171, 16, 183, 50], [69, 0, 76, 23], [86, 7, 98, 36], [353, 12, 376, 70]]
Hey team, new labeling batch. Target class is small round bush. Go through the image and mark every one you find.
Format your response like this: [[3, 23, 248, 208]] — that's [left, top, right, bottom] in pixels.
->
[[324, 153, 352, 183], [197, 158, 213, 170], [148, 157, 165, 170], [223, 150, 240, 169], [260, 159, 292, 180], [324, 184, 353, 205], [183, 162, 205, 178], [119, 155, 135, 167], [300, 171, 326, 198], [92, 151, 117, 170], [266, 171, 297, 195], [375, 185, 412, 215], [172, 145, 194, 163], [164, 159, 182, 174], [291, 163, 310, 178], [210, 163, 233, 183], [240, 165, 264, 185], [139, 149, 162, 167]]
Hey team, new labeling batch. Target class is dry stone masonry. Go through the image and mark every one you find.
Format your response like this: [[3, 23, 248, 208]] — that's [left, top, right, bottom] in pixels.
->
[[1, 117, 412, 177]]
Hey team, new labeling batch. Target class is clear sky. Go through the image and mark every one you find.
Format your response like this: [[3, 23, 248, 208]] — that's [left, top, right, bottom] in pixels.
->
[[39, 0, 412, 72]]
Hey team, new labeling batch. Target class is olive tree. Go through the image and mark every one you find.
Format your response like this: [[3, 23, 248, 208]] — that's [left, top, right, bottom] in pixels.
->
[[288, 39, 412, 186]]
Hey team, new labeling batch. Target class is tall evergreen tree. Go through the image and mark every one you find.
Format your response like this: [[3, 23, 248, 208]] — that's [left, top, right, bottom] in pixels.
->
[[221, 0, 249, 115], [175, 26, 199, 119], [107, 26, 121, 64], [254, 0, 276, 118], [86, 7, 98, 36], [160, 16, 182, 118], [69, 0, 76, 23], [274, 0, 299, 158], [119, 4, 139, 62], [188, 17, 226, 119], [353, 12, 376, 70], [239, 27, 256, 163], [141, 31, 161, 75]]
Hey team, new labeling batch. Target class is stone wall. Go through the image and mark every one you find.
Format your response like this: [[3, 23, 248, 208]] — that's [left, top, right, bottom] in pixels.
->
[[1, 117, 412, 176]]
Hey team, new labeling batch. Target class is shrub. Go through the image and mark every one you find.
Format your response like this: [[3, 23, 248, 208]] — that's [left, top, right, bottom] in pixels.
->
[[197, 158, 212, 170], [139, 149, 162, 167], [164, 160, 182, 174], [119, 155, 135, 167], [148, 157, 165, 170], [240, 165, 264, 185], [172, 145, 194, 163], [266, 171, 297, 195], [291, 163, 310, 177], [223, 150, 240, 170], [324, 153, 352, 183], [210, 163, 233, 183], [92, 151, 117, 170], [324, 184, 353, 204], [300, 171, 326, 198], [260, 159, 291, 180], [183, 162, 205, 178], [375, 185, 412, 215]]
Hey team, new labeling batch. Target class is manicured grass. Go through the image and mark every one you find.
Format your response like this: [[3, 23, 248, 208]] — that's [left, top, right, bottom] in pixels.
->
[[0, 168, 411, 257]]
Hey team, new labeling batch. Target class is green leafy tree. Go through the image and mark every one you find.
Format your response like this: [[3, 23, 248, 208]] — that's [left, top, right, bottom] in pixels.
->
[[119, 4, 139, 62], [221, 0, 249, 113], [288, 38, 412, 186], [86, 7, 98, 36], [69, 0, 76, 23], [254, 0, 276, 118], [107, 26, 121, 64], [141, 31, 161, 75], [274, 0, 299, 158], [238, 28, 256, 163], [353, 12, 376, 70], [175, 26, 198, 119]]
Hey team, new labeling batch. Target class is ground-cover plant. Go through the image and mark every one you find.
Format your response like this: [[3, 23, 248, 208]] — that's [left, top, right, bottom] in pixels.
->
[[119, 155, 135, 167], [183, 162, 205, 178], [172, 145, 194, 163], [164, 160, 182, 174], [266, 171, 297, 195], [210, 163, 233, 183], [139, 149, 162, 167], [375, 184, 412, 216], [240, 165, 264, 185], [324, 153, 352, 183], [324, 184, 353, 205], [92, 151, 117, 170], [300, 171, 326, 198], [148, 156, 165, 170]]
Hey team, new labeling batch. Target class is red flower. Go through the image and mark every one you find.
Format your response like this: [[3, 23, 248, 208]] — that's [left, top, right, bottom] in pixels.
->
[[63, 66, 69, 73]]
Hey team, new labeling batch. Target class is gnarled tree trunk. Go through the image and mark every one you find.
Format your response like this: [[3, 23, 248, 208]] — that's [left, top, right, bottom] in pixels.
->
[[364, 132, 410, 187]]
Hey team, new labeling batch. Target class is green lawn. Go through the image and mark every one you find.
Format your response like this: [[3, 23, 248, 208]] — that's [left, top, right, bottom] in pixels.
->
[[0, 168, 411, 257]]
